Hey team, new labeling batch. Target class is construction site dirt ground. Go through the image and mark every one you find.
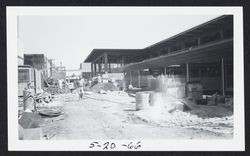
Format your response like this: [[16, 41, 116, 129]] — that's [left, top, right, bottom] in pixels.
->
[[40, 92, 233, 140]]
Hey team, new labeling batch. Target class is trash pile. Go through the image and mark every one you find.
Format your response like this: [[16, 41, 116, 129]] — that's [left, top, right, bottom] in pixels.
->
[[44, 85, 70, 95], [90, 82, 120, 93], [106, 90, 129, 97]]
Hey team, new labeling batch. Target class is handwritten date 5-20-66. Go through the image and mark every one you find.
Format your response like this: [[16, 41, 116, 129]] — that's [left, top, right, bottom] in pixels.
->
[[89, 141, 141, 150]]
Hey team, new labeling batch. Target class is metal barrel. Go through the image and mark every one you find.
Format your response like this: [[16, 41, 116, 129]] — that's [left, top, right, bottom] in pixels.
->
[[136, 92, 150, 110], [23, 89, 35, 111], [149, 92, 162, 106]]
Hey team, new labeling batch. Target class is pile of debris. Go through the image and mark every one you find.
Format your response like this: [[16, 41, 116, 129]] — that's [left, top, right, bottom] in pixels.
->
[[90, 82, 120, 93], [44, 85, 70, 95], [136, 106, 233, 134], [132, 93, 233, 135]]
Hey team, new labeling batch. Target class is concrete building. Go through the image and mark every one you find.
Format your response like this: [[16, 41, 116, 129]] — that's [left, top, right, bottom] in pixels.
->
[[84, 15, 233, 95]]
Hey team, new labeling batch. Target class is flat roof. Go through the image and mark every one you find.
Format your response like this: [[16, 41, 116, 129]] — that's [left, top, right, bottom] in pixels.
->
[[84, 49, 142, 62]]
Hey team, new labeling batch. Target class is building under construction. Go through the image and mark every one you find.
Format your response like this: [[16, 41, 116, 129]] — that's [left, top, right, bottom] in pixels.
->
[[84, 15, 233, 96]]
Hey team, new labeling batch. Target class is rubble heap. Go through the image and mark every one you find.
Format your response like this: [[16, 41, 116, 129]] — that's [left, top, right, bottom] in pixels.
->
[[90, 82, 119, 93]]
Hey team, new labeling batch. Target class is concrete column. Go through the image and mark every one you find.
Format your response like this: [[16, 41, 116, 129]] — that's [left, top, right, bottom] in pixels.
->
[[94, 63, 96, 76], [98, 58, 101, 73], [129, 71, 132, 85], [221, 57, 225, 95], [91, 63, 93, 78], [186, 63, 190, 82], [122, 56, 125, 66], [164, 67, 167, 75], [104, 53, 108, 72], [138, 70, 141, 88]]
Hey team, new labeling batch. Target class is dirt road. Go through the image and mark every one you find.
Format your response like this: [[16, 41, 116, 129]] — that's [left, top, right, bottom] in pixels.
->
[[42, 93, 232, 140]]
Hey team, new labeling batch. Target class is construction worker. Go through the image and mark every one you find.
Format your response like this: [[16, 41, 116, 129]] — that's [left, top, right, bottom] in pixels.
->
[[78, 89, 83, 100]]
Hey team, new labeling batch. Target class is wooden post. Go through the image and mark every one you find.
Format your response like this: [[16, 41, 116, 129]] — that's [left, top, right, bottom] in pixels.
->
[[221, 57, 225, 95]]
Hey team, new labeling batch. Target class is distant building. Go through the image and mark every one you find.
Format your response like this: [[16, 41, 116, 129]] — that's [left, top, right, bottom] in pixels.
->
[[80, 62, 91, 79], [49, 59, 66, 80], [66, 69, 82, 79]]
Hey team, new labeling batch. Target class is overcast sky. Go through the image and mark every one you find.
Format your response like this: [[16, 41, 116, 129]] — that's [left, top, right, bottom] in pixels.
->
[[19, 15, 220, 70]]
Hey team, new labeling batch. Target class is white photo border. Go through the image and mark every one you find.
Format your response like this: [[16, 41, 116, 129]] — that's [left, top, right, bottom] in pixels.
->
[[7, 6, 244, 151]]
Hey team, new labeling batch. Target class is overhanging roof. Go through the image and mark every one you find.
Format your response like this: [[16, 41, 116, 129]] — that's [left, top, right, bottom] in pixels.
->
[[120, 39, 233, 72], [84, 49, 142, 62], [144, 15, 233, 51]]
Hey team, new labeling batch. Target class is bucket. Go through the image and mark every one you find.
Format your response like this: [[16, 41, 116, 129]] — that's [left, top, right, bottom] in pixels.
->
[[23, 89, 35, 111], [149, 92, 163, 106], [136, 92, 150, 110]]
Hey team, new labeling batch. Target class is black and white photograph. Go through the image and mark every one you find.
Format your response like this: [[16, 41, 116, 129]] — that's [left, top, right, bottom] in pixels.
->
[[7, 7, 244, 151]]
